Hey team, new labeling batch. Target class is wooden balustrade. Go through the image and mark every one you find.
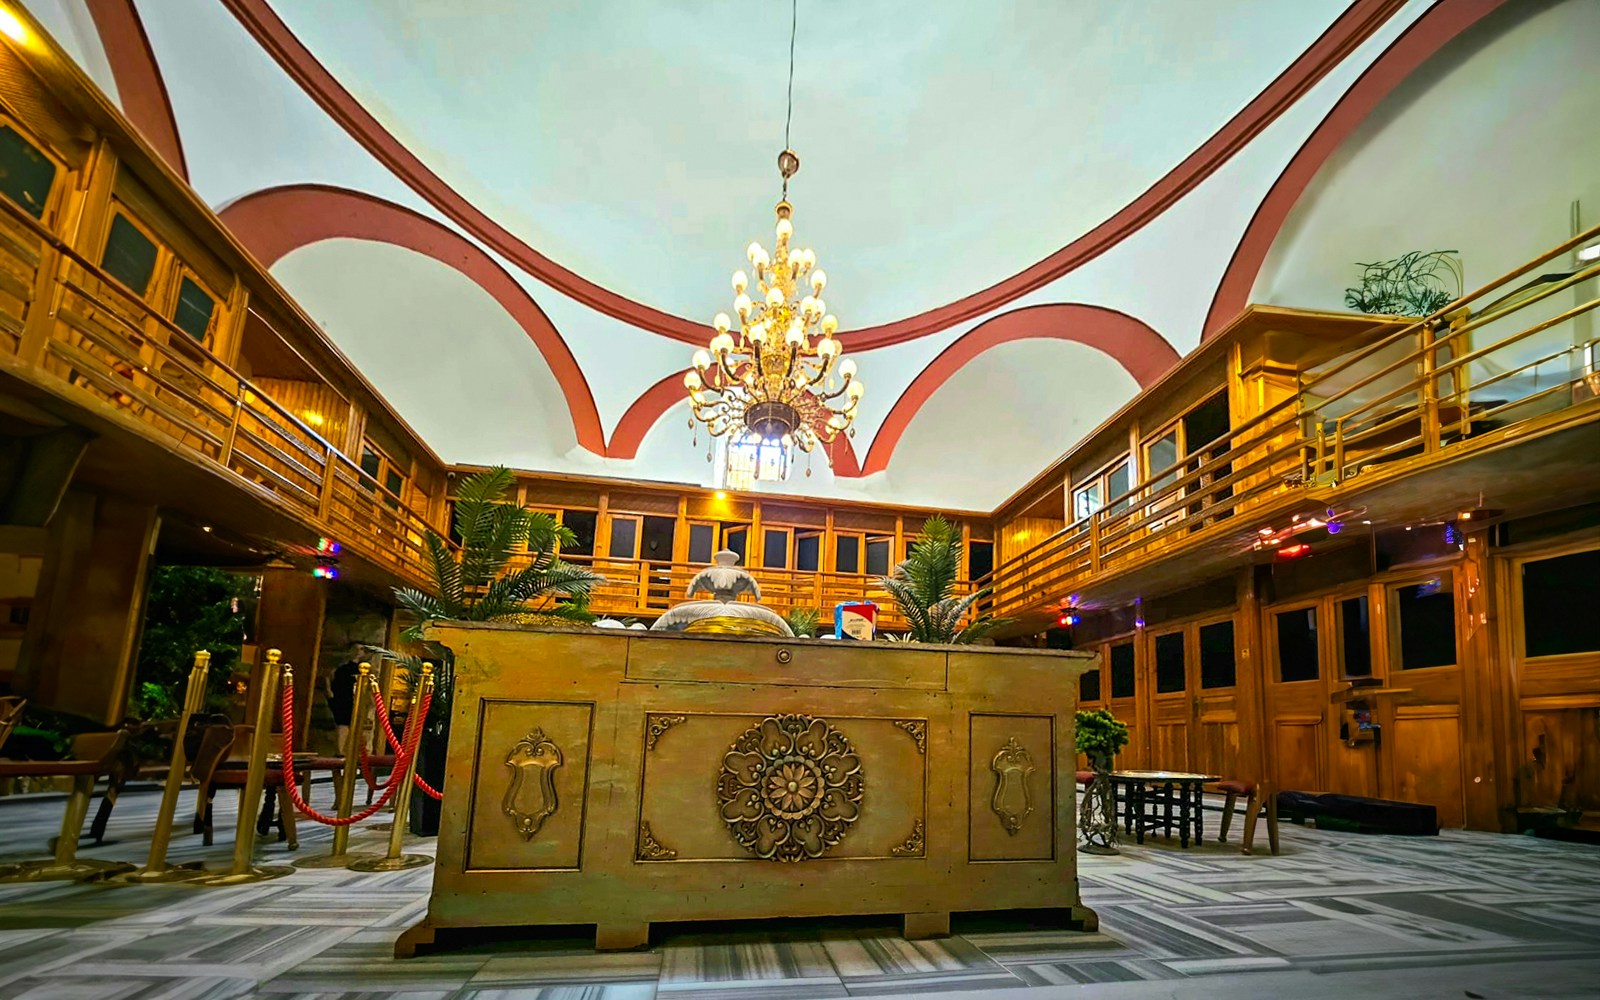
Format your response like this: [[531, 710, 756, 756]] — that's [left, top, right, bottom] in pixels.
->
[[0, 198, 441, 590], [991, 223, 1600, 620], [509, 552, 979, 633]]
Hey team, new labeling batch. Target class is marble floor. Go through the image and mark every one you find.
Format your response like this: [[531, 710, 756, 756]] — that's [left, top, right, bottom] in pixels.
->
[[0, 785, 1597, 999]]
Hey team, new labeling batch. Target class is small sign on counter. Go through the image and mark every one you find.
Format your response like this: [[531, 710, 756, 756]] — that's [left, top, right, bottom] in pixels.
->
[[834, 601, 877, 640]]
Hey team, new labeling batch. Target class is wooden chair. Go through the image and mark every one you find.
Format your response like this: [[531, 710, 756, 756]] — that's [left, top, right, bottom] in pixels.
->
[[1213, 778, 1280, 855], [190, 723, 299, 850], [0, 696, 25, 754], [0, 730, 132, 880]]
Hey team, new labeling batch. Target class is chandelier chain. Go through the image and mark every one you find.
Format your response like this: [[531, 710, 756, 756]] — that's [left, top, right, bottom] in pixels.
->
[[783, 0, 798, 196]]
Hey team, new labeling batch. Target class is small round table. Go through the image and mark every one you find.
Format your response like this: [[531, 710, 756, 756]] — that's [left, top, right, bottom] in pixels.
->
[[1109, 770, 1219, 848]]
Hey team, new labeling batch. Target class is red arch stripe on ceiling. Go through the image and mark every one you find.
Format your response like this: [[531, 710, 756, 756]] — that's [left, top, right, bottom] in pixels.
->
[[218, 184, 607, 456], [1202, 0, 1509, 339], [85, 0, 188, 179], [608, 369, 862, 476], [220, 0, 1403, 350], [859, 304, 1180, 476]]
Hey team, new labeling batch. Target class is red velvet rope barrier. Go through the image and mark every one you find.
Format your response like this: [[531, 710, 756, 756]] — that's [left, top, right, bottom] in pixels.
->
[[370, 685, 444, 801], [277, 676, 427, 825]]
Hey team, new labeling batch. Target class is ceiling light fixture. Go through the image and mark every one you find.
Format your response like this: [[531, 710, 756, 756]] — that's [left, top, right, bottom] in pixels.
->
[[684, 0, 861, 471]]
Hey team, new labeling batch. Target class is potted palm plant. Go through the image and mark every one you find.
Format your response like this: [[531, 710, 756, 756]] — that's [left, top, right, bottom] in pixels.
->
[[879, 515, 1007, 643], [1075, 708, 1129, 854], [378, 466, 603, 835]]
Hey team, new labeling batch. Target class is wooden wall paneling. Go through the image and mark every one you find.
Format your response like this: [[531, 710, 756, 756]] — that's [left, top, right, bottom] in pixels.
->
[[1235, 569, 1269, 785], [1273, 715, 1325, 794], [1457, 530, 1504, 828], [1391, 704, 1466, 828], [257, 566, 327, 742]]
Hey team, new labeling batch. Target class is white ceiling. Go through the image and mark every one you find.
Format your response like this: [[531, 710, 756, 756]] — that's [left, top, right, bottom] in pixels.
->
[[265, 0, 1351, 329]]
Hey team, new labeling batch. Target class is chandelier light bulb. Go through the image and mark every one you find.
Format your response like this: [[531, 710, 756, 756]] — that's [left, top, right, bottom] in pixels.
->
[[749, 322, 767, 343], [766, 287, 784, 307], [692, 349, 712, 370], [810, 269, 826, 292], [821, 314, 838, 335], [711, 332, 734, 355], [800, 295, 819, 317], [811, 297, 825, 317], [776, 218, 793, 241], [684, 371, 702, 390], [754, 247, 770, 268], [734, 293, 753, 317], [786, 324, 804, 346], [732, 270, 748, 294], [828, 412, 849, 429], [847, 380, 865, 399], [781, 433, 795, 448], [713, 312, 731, 333], [746, 242, 762, 263], [817, 336, 839, 357], [839, 358, 857, 379]]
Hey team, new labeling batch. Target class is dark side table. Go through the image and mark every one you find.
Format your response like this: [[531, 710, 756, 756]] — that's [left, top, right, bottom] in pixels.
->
[[1110, 770, 1219, 848]]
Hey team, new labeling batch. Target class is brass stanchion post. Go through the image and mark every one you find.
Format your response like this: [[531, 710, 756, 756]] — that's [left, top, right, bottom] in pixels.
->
[[296, 664, 380, 869], [119, 651, 213, 883], [349, 664, 434, 872], [191, 649, 294, 886]]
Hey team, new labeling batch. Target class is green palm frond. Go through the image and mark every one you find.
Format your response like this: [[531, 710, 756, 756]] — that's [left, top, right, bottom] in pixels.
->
[[878, 518, 1007, 644], [423, 533, 464, 612]]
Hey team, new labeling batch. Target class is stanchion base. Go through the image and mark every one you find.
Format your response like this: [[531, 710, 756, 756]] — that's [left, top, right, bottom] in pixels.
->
[[294, 852, 376, 869], [111, 861, 209, 884], [348, 854, 431, 872], [367, 822, 393, 832], [0, 858, 136, 883], [187, 865, 295, 887], [1080, 844, 1121, 856]]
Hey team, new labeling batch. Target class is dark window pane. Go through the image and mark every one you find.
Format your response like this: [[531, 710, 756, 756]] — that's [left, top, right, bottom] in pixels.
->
[[101, 214, 158, 296], [1397, 579, 1456, 669], [865, 537, 892, 577], [967, 540, 993, 580], [608, 518, 638, 559], [172, 276, 215, 340], [688, 523, 715, 563], [835, 535, 860, 573], [1199, 620, 1235, 689], [1106, 460, 1131, 515], [359, 445, 382, 479], [725, 527, 747, 564], [1522, 549, 1600, 657], [0, 125, 56, 219], [445, 500, 462, 545], [1155, 632, 1186, 693], [1110, 642, 1136, 699], [1277, 607, 1319, 682], [1340, 595, 1373, 677], [763, 529, 789, 569], [796, 534, 820, 572], [560, 509, 596, 557], [384, 470, 404, 497], [1079, 667, 1101, 703]]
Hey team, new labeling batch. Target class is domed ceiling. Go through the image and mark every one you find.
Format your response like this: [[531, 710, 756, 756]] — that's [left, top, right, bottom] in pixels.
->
[[24, 0, 1526, 508]]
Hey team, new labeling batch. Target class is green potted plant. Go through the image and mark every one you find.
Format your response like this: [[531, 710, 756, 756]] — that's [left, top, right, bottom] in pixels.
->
[[1344, 250, 1462, 316], [374, 466, 603, 835], [879, 515, 1008, 643], [783, 607, 823, 638], [1075, 708, 1129, 853]]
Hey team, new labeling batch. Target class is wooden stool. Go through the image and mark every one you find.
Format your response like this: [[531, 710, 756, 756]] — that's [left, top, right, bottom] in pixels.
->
[[0, 730, 135, 881], [1213, 779, 1279, 856]]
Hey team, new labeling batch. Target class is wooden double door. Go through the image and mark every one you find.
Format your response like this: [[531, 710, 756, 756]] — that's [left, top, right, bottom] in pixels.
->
[[1142, 613, 1245, 779]]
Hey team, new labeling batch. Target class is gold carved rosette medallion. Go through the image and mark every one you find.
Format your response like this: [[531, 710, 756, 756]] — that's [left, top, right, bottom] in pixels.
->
[[718, 714, 863, 862]]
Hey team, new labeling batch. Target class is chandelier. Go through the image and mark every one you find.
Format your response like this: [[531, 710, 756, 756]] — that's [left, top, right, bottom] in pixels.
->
[[684, 1, 862, 468]]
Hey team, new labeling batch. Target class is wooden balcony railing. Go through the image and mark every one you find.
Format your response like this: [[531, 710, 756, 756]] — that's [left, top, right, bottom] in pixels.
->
[[0, 198, 441, 590], [514, 553, 983, 634], [994, 226, 1600, 618]]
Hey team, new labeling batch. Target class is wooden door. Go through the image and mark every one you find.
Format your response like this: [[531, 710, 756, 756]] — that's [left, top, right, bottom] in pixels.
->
[[1191, 615, 1241, 778], [1148, 627, 1191, 772], [1325, 588, 1380, 799], [1379, 572, 1467, 828], [1263, 601, 1328, 794], [1104, 639, 1142, 768]]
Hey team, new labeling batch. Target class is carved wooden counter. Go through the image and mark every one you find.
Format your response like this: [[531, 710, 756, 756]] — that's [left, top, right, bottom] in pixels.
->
[[400, 624, 1099, 954]]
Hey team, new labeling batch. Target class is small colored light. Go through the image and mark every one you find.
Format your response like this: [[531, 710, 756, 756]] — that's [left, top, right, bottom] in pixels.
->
[[313, 565, 339, 580], [317, 537, 341, 554], [715, 491, 727, 499], [1326, 521, 1342, 535], [1277, 543, 1312, 559]]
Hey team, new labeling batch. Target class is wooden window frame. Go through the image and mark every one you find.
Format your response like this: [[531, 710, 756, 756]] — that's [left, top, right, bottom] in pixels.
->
[[0, 114, 67, 225], [1071, 453, 1132, 525], [1386, 571, 1459, 673], [1506, 539, 1600, 670]]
